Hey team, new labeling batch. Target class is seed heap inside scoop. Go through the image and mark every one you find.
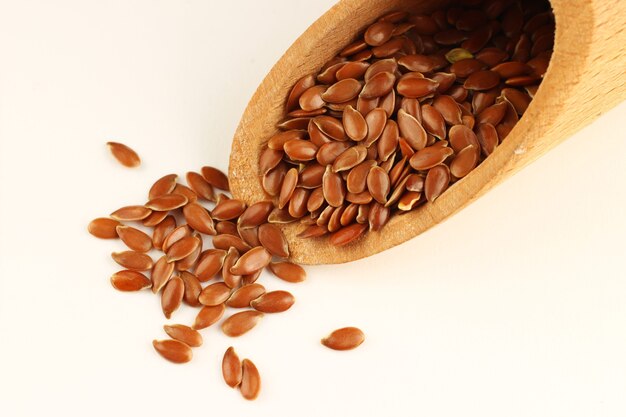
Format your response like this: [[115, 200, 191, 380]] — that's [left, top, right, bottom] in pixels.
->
[[261, 1, 553, 246]]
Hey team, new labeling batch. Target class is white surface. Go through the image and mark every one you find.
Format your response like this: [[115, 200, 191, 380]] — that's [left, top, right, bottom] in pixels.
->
[[1, 1, 625, 416]]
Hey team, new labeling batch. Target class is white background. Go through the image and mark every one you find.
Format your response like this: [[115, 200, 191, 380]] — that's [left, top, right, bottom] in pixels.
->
[[1, 1, 625, 416]]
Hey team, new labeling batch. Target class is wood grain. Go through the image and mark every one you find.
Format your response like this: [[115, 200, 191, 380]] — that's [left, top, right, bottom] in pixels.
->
[[229, 0, 626, 265]]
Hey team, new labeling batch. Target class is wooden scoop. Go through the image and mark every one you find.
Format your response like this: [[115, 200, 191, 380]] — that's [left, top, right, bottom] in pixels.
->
[[229, 0, 626, 265]]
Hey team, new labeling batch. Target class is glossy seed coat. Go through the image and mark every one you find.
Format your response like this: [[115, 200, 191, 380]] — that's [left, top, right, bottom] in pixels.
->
[[88, 218, 120, 239], [268, 262, 306, 283], [164, 324, 203, 347], [240, 359, 261, 400], [321, 327, 365, 350], [222, 347, 243, 388], [107, 142, 141, 168], [152, 339, 192, 364], [110, 270, 151, 291], [251, 291, 295, 313], [222, 311, 264, 337]]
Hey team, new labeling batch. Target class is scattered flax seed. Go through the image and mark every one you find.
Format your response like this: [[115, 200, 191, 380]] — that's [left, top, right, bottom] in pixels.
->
[[321, 327, 365, 351], [106, 142, 141, 168]]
